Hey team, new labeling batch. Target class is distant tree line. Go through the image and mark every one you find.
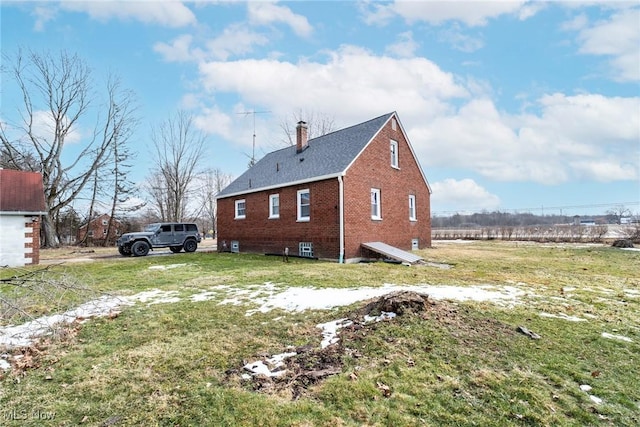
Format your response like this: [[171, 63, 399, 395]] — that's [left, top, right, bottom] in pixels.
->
[[432, 210, 630, 228]]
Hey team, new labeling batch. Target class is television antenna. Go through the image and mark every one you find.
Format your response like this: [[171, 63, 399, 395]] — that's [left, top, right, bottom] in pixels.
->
[[237, 109, 270, 167]]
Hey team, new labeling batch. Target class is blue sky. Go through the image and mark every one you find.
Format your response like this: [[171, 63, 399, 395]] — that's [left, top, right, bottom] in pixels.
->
[[2, 1, 639, 217]]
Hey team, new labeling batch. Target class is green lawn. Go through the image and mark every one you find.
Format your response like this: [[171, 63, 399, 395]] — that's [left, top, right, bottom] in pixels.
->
[[1, 241, 638, 426]]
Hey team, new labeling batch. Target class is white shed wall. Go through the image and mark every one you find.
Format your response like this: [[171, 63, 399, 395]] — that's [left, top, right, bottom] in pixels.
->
[[0, 215, 32, 267]]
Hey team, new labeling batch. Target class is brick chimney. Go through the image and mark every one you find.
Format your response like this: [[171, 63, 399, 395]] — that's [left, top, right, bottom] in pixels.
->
[[296, 121, 308, 153]]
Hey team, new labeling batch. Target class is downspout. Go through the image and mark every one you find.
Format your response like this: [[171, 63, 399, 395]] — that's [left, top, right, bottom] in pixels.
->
[[338, 175, 345, 263]]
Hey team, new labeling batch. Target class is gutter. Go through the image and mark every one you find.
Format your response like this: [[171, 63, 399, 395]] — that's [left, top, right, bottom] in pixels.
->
[[338, 175, 345, 263]]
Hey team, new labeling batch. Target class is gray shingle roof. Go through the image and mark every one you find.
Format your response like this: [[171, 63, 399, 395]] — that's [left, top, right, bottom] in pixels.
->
[[217, 112, 394, 198]]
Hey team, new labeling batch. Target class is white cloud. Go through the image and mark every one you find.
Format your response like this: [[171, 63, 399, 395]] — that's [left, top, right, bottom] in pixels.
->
[[362, 0, 534, 27], [431, 178, 501, 212], [31, 110, 83, 145], [205, 23, 270, 60], [59, 0, 196, 28], [437, 23, 484, 52], [193, 106, 234, 139], [385, 31, 419, 58], [32, 5, 57, 31], [247, 1, 313, 37], [154, 34, 203, 63], [571, 7, 640, 81], [197, 45, 468, 121], [415, 93, 639, 184]]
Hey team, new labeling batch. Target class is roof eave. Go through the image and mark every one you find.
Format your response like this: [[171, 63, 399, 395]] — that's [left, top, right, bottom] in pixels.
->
[[216, 172, 344, 200]]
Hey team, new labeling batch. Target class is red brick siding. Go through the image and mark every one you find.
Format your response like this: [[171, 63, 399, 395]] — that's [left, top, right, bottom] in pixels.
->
[[217, 179, 341, 259], [24, 218, 41, 265], [77, 214, 122, 245], [342, 120, 431, 259], [217, 117, 431, 261]]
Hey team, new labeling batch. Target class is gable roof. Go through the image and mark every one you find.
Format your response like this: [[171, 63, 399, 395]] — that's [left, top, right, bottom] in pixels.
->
[[0, 169, 47, 214], [218, 112, 397, 198]]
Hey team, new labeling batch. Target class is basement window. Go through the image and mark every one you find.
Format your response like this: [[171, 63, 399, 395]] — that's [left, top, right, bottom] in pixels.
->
[[235, 199, 246, 219], [299, 242, 314, 258]]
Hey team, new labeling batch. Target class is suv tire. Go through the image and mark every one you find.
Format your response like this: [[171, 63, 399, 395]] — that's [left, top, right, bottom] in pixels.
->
[[183, 239, 198, 253], [118, 246, 131, 256], [132, 241, 150, 257]]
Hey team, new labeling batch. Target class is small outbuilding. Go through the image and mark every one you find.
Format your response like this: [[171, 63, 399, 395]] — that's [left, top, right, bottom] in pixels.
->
[[0, 169, 47, 266]]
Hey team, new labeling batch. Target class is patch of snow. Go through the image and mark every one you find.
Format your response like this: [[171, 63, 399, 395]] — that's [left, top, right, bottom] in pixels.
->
[[601, 332, 633, 342], [243, 351, 297, 377], [539, 312, 587, 322], [590, 395, 603, 404], [364, 311, 397, 323], [0, 295, 131, 349], [0, 359, 10, 371], [244, 283, 525, 316], [317, 318, 353, 349], [580, 384, 592, 392], [624, 289, 640, 298], [621, 247, 640, 252], [126, 289, 181, 305], [148, 263, 188, 270]]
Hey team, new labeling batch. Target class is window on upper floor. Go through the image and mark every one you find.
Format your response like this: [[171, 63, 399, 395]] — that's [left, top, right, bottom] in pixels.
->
[[409, 194, 417, 221], [391, 117, 397, 131], [235, 199, 246, 219], [297, 189, 310, 221], [390, 139, 399, 168], [371, 188, 381, 220], [269, 194, 280, 219]]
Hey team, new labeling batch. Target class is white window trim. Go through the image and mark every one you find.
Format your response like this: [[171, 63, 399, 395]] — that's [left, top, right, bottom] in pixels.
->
[[390, 139, 399, 169], [409, 194, 417, 221], [269, 194, 280, 219], [371, 188, 382, 220], [297, 189, 310, 222], [235, 199, 246, 219]]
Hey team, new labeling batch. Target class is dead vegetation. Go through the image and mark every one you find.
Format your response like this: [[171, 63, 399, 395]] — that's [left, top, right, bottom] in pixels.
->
[[0, 265, 100, 328]]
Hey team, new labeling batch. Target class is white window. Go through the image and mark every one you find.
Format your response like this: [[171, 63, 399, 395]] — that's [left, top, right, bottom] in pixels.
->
[[297, 189, 310, 221], [390, 139, 399, 168], [235, 199, 246, 219], [409, 195, 417, 221], [371, 188, 381, 220], [391, 117, 397, 131], [269, 194, 280, 219]]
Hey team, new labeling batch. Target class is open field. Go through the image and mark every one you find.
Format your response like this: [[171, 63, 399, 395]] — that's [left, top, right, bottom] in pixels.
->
[[1, 241, 639, 426]]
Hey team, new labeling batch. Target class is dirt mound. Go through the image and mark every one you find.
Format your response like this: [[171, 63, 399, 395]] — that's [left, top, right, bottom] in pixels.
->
[[612, 239, 634, 248], [358, 290, 431, 316], [228, 291, 432, 399]]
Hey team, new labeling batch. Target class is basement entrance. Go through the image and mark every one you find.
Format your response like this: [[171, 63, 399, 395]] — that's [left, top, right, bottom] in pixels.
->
[[361, 242, 423, 264]]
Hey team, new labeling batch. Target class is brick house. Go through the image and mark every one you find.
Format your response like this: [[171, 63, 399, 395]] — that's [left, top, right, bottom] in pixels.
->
[[216, 112, 432, 263], [0, 169, 47, 266], [77, 213, 123, 246]]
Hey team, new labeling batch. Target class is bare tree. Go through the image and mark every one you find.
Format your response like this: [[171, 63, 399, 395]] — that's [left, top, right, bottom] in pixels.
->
[[606, 204, 631, 225], [147, 111, 206, 222], [0, 50, 137, 247], [194, 168, 232, 238], [279, 110, 336, 146]]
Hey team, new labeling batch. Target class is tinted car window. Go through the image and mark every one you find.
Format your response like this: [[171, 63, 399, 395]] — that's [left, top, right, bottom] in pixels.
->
[[160, 225, 171, 232], [186, 224, 198, 232], [174, 224, 184, 232]]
